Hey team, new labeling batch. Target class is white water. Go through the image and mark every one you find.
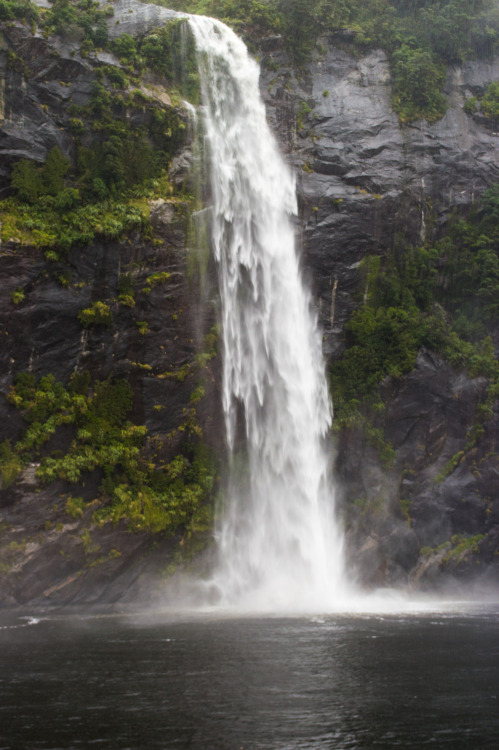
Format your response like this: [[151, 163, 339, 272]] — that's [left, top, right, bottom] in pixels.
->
[[189, 16, 346, 611]]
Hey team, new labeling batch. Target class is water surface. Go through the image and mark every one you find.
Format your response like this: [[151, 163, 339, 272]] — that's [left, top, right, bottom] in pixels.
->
[[1, 604, 498, 749]]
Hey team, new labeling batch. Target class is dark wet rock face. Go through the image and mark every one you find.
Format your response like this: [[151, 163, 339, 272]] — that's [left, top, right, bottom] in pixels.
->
[[262, 44, 499, 356], [1, 2, 498, 605]]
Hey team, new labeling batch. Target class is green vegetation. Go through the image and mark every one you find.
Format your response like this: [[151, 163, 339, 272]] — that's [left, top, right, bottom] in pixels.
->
[[296, 101, 312, 131], [117, 274, 136, 307], [116, 23, 200, 102], [331, 184, 499, 450], [42, 0, 111, 50], [33, 2, 200, 102], [420, 533, 487, 562], [5, 372, 218, 536], [442, 533, 484, 561], [481, 80, 499, 122], [0, 0, 39, 24], [0, 441, 22, 490], [466, 80, 499, 127], [2, 87, 183, 250], [10, 147, 69, 204], [65, 495, 86, 519], [149, 0, 280, 41], [391, 44, 447, 123], [142, 271, 172, 294], [10, 288, 25, 305], [78, 301, 113, 328], [464, 95, 480, 114], [0, 195, 148, 254]]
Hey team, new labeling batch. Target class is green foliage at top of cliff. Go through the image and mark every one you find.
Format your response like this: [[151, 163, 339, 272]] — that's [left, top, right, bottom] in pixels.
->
[[0, 0, 112, 53], [2, 371, 218, 536], [158, 0, 499, 58], [155, 0, 499, 122], [146, 0, 281, 39], [331, 184, 499, 427], [41, 0, 111, 48], [0, 0, 39, 24]]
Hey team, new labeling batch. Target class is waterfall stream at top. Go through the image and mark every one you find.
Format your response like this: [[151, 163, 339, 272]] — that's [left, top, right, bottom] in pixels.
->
[[188, 15, 347, 611]]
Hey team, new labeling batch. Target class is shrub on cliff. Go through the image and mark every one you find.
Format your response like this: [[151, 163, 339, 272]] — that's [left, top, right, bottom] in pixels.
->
[[0, 0, 38, 24], [6, 372, 218, 537], [391, 44, 447, 122], [10, 159, 43, 204], [78, 301, 113, 329], [43, 0, 110, 47], [481, 80, 499, 125]]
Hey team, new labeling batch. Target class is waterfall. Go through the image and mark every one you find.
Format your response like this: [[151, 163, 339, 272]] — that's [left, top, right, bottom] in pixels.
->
[[189, 16, 345, 611]]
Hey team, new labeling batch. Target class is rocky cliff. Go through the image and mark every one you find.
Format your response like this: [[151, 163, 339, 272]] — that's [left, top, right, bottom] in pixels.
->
[[0, 0, 498, 607]]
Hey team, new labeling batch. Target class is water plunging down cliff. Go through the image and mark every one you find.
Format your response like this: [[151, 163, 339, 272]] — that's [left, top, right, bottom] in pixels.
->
[[188, 16, 346, 610]]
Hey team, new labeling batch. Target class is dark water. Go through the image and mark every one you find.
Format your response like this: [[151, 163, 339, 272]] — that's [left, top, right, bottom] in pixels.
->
[[1, 604, 498, 749]]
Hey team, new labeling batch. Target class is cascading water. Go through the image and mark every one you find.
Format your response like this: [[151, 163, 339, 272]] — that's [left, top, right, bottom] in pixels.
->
[[189, 16, 346, 610]]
